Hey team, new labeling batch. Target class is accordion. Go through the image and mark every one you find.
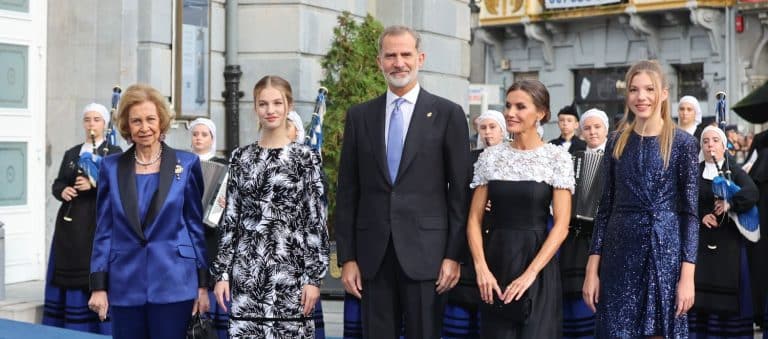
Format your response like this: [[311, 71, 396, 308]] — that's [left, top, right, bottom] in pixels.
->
[[561, 150, 606, 295], [572, 150, 605, 223], [200, 160, 228, 227]]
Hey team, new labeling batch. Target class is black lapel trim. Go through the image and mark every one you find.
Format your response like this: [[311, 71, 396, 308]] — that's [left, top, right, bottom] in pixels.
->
[[363, 94, 391, 185], [116, 146, 145, 240], [396, 89, 435, 182], [143, 143, 176, 228]]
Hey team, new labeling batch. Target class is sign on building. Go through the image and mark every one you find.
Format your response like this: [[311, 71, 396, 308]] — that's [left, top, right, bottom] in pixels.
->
[[545, 0, 621, 9]]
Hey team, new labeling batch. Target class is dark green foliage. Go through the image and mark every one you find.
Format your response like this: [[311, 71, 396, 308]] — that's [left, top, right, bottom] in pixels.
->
[[320, 12, 386, 235]]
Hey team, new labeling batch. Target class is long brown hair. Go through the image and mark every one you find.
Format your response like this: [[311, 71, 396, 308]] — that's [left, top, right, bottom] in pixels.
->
[[505, 79, 551, 123], [612, 60, 675, 168]]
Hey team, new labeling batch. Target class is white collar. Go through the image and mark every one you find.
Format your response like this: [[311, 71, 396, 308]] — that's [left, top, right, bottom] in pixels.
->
[[198, 153, 214, 161], [587, 142, 606, 153], [386, 83, 421, 106], [702, 159, 725, 180]]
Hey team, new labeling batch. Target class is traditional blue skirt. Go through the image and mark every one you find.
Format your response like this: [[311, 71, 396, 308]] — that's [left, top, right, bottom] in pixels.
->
[[41, 247, 112, 335], [442, 303, 480, 338], [689, 246, 754, 339], [206, 289, 229, 338], [563, 296, 595, 338]]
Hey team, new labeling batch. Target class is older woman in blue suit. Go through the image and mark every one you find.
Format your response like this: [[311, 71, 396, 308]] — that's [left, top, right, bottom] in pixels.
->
[[87, 84, 210, 339]]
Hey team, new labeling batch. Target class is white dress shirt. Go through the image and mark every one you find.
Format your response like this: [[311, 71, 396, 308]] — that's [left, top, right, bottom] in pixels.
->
[[384, 84, 421, 150]]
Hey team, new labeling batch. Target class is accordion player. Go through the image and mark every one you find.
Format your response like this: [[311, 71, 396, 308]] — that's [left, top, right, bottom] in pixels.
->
[[560, 149, 606, 295]]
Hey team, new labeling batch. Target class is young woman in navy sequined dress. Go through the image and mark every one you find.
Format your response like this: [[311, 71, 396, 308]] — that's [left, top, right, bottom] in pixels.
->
[[583, 60, 699, 338]]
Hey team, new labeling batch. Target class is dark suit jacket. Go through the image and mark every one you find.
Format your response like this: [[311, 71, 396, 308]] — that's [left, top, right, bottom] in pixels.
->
[[334, 88, 471, 281], [89, 144, 208, 306], [549, 136, 587, 155]]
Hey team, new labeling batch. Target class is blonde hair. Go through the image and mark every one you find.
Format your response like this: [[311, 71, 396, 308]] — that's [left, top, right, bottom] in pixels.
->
[[115, 84, 172, 141], [612, 60, 675, 168], [253, 75, 293, 130]]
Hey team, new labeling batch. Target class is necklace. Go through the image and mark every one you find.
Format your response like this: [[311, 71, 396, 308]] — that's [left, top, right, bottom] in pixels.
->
[[135, 147, 162, 166]]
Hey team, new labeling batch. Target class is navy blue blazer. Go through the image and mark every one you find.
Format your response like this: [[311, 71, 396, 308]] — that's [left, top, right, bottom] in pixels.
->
[[89, 144, 208, 306]]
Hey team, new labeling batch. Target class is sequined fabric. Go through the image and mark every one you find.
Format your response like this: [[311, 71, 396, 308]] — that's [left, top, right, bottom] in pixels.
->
[[590, 130, 699, 338]]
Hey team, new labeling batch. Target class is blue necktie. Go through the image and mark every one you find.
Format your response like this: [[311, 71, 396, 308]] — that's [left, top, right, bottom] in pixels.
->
[[387, 98, 406, 183]]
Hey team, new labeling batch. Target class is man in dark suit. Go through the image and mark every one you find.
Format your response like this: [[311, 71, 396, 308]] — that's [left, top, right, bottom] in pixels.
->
[[334, 25, 471, 339], [549, 105, 586, 155]]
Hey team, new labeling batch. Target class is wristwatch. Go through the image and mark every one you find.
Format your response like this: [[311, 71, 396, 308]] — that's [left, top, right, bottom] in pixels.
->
[[221, 272, 229, 281]]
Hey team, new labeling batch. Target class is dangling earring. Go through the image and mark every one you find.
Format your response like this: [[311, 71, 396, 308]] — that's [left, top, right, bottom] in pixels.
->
[[159, 134, 166, 142], [536, 119, 544, 137]]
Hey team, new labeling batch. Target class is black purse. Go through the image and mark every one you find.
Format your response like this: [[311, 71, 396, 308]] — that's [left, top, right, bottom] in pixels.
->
[[481, 294, 533, 324], [186, 313, 218, 339]]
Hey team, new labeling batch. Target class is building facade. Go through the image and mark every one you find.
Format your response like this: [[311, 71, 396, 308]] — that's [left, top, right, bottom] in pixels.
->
[[473, 0, 767, 138], [0, 0, 47, 285], [0, 0, 472, 284]]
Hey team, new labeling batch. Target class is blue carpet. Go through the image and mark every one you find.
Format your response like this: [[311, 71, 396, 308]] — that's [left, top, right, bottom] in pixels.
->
[[0, 318, 344, 339], [0, 318, 110, 338]]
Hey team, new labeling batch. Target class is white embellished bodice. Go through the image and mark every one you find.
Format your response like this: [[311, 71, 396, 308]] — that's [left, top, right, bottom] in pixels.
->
[[471, 142, 575, 193]]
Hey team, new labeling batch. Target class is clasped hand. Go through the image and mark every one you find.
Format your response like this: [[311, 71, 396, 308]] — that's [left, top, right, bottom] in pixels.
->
[[476, 266, 535, 304]]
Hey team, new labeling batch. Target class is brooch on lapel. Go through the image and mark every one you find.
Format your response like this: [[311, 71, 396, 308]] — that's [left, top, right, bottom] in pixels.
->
[[427, 112, 433, 117], [174, 162, 183, 180]]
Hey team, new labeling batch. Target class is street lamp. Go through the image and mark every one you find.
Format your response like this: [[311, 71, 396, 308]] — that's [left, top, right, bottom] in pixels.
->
[[469, 0, 481, 44]]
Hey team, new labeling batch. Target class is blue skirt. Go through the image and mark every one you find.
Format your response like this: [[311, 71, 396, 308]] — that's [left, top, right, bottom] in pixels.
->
[[206, 289, 230, 339], [689, 246, 754, 339], [314, 300, 326, 339], [563, 296, 595, 338], [442, 303, 480, 338], [41, 246, 112, 335], [343, 293, 363, 338]]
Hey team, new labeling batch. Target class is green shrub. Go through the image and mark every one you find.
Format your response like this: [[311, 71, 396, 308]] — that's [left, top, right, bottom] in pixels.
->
[[320, 12, 386, 236]]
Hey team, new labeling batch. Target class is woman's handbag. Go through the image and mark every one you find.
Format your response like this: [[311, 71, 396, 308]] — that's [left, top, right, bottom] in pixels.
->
[[186, 313, 218, 339], [481, 294, 533, 324]]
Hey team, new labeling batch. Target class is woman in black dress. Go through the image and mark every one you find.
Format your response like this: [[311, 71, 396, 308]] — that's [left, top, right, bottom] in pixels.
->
[[43, 103, 121, 334], [689, 126, 759, 338], [467, 80, 573, 338]]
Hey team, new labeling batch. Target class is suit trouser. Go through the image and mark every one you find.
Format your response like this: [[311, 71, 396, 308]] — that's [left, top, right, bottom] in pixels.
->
[[111, 299, 194, 339], [361, 239, 444, 339]]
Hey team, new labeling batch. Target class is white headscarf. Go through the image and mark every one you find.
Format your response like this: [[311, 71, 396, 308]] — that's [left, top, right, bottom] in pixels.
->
[[580, 108, 610, 151], [79, 103, 110, 155], [699, 125, 728, 163], [580, 108, 609, 131], [287, 111, 306, 144], [189, 118, 217, 161], [679, 96, 703, 125], [476, 110, 509, 149], [82, 103, 110, 125]]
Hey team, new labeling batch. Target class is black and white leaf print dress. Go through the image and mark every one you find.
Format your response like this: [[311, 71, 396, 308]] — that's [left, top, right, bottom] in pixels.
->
[[212, 142, 329, 338]]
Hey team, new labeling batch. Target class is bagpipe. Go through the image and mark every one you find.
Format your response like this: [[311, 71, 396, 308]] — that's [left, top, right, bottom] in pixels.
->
[[305, 86, 328, 155], [63, 86, 121, 222], [715, 91, 728, 131], [711, 91, 760, 242]]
